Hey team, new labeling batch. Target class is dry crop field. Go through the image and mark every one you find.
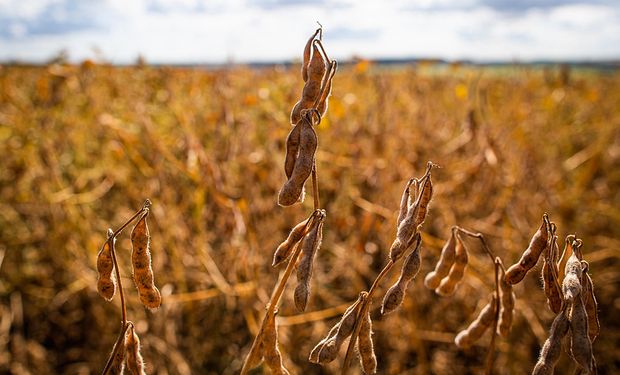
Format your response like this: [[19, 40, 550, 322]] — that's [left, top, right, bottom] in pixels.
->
[[0, 52, 619, 374]]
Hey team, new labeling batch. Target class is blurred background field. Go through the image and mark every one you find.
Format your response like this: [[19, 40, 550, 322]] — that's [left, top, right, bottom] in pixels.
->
[[0, 61, 619, 374]]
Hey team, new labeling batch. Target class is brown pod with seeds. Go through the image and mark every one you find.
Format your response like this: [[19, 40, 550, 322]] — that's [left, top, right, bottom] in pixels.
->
[[263, 311, 290, 375], [125, 324, 145, 375], [562, 249, 583, 302], [498, 265, 516, 337], [381, 233, 421, 315], [357, 310, 377, 375], [310, 292, 366, 364], [532, 308, 570, 375], [97, 229, 117, 301], [278, 117, 318, 206], [131, 209, 162, 309], [392, 165, 434, 261], [301, 28, 321, 82], [413, 172, 433, 228], [569, 295, 593, 373], [316, 61, 337, 117], [436, 234, 468, 296], [291, 43, 327, 124], [424, 229, 457, 290], [455, 296, 497, 349], [272, 217, 310, 267], [557, 235, 575, 284], [284, 122, 303, 179], [109, 327, 127, 375], [581, 263, 600, 343], [542, 236, 563, 314], [505, 214, 549, 285], [294, 212, 325, 311]]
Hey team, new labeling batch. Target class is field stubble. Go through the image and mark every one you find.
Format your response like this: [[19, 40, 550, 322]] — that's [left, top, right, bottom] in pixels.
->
[[0, 62, 619, 374]]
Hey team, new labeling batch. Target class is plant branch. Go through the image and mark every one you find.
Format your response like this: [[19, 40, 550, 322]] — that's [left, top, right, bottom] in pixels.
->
[[111, 199, 151, 239]]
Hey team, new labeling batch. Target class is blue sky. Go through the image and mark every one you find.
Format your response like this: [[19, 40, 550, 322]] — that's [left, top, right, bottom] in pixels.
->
[[1, 0, 619, 63]]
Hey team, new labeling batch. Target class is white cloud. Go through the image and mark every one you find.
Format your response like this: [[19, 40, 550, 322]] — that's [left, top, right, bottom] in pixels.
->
[[0, 0, 618, 63]]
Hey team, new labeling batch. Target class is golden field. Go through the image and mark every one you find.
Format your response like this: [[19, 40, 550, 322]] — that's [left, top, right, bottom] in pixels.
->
[[0, 62, 619, 374]]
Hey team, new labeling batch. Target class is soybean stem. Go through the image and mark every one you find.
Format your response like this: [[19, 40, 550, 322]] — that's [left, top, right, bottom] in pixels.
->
[[240, 212, 319, 375], [112, 199, 151, 239], [454, 227, 499, 268]]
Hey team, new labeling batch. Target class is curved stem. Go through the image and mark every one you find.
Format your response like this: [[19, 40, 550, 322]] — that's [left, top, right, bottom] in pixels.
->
[[240, 211, 320, 375], [454, 227, 500, 269], [112, 199, 150, 239], [341, 260, 395, 374]]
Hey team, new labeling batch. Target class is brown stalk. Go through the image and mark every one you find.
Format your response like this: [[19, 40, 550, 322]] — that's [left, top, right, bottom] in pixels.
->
[[240, 210, 321, 375]]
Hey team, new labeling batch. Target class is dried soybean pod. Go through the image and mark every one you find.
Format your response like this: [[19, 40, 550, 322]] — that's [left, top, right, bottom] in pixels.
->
[[290, 44, 327, 124], [557, 235, 575, 285], [272, 217, 310, 267], [109, 329, 127, 375], [302, 28, 321, 82], [131, 209, 162, 309], [284, 122, 303, 179], [278, 117, 318, 206], [381, 233, 421, 315], [392, 164, 434, 261], [125, 325, 145, 375], [309, 323, 339, 363], [97, 229, 117, 301], [569, 295, 593, 373], [316, 292, 366, 364], [397, 179, 416, 226], [581, 263, 600, 343], [498, 266, 516, 337], [413, 171, 433, 228], [424, 229, 457, 289], [357, 310, 377, 374], [455, 296, 497, 349], [532, 308, 570, 375], [505, 214, 550, 285], [562, 249, 583, 302], [436, 234, 468, 296], [316, 61, 337, 116], [263, 311, 290, 375], [294, 213, 325, 311], [543, 235, 563, 314]]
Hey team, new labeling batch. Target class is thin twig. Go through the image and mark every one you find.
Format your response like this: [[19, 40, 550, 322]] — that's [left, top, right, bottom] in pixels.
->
[[240, 211, 321, 374], [454, 227, 497, 265], [111, 199, 151, 239]]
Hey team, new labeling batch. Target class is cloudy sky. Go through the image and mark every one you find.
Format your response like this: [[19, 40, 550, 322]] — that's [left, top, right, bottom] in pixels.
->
[[1, 0, 619, 64]]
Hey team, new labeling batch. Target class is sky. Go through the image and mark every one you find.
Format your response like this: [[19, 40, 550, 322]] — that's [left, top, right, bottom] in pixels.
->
[[1, 0, 619, 64]]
